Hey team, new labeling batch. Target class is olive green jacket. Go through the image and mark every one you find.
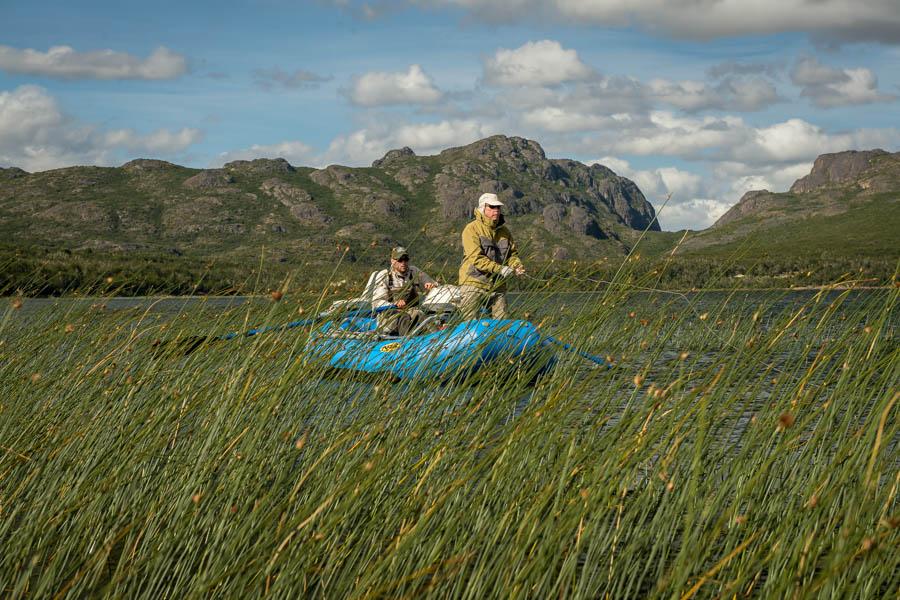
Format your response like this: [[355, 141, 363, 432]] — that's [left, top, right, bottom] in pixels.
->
[[457, 208, 523, 292]]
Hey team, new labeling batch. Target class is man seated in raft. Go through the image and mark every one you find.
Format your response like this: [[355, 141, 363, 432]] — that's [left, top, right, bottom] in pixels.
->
[[371, 246, 437, 336]]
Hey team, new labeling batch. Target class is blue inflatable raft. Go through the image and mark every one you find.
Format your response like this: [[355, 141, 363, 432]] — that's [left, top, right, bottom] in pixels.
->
[[198, 284, 610, 379], [305, 312, 558, 381]]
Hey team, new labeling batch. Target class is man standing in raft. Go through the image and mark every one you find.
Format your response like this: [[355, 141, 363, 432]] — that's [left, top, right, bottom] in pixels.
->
[[457, 192, 525, 320]]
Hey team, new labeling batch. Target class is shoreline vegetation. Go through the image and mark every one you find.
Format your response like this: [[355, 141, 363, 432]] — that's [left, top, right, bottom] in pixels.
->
[[1, 257, 898, 598], [3, 244, 897, 299]]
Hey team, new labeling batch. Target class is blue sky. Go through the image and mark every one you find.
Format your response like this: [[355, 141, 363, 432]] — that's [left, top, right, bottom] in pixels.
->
[[2, 0, 898, 230]]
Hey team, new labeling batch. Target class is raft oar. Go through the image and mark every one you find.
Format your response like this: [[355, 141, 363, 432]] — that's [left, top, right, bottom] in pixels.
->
[[545, 336, 613, 368], [222, 303, 397, 339], [157, 304, 397, 356]]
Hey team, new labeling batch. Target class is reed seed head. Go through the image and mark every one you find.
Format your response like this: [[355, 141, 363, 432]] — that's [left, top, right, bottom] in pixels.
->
[[777, 413, 795, 431]]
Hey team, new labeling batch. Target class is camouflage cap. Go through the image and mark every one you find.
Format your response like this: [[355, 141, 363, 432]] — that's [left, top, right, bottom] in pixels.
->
[[391, 246, 409, 260]]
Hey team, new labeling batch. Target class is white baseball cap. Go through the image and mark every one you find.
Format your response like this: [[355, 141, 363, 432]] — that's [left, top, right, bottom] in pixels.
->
[[478, 192, 504, 210]]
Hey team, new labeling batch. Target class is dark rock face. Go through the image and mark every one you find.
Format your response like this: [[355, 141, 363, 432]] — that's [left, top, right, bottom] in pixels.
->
[[591, 177, 658, 231], [427, 135, 657, 236], [183, 170, 235, 190], [542, 204, 606, 239], [433, 173, 476, 220], [790, 150, 888, 193]]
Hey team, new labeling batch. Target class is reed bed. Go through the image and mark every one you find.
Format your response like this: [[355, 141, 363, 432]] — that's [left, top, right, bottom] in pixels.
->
[[1, 270, 898, 599]]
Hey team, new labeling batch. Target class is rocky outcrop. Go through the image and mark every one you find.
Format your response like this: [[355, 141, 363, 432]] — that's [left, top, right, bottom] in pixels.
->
[[447, 136, 558, 182], [260, 178, 332, 225], [429, 140, 657, 236], [712, 190, 782, 228], [1, 167, 29, 179], [224, 158, 294, 175], [371, 147, 415, 168], [591, 176, 658, 231], [790, 150, 889, 193], [310, 166, 407, 216], [183, 170, 235, 190], [542, 204, 605, 238], [122, 158, 176, 172], [713, 149, 899, 229]]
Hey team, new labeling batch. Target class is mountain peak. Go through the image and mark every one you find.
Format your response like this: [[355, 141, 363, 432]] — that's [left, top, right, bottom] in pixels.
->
[[711, 149, 898, 229], [789, 149, 891, 194]]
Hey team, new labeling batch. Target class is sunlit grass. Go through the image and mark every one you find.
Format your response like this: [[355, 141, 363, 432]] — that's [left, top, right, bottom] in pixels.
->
[[1, 265, 898, 598]]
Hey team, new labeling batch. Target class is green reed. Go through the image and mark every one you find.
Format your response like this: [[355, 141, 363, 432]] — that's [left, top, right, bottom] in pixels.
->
[[1, 265, 898, 599]]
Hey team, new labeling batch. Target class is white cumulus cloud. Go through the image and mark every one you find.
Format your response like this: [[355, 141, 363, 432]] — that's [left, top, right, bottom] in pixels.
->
[[790, 56, 896, 108], [320, 118, 497, 165], [0, 45, 188, 80], [0, 85, 203, 172], [482, 40, 595, 87], [647, 77, 782, 112], [655, 198, 733, 231], [346, 64, 444, 106]]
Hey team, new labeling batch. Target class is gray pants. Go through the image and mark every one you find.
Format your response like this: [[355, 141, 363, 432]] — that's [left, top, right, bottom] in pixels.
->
[[377, 307, 425, 336], [458, 285, 508, 320]]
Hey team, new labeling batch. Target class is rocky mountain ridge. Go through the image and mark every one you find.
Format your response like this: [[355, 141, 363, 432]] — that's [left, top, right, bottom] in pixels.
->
[[713, 149, 899, 229], [0, 136, 658, 268]]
